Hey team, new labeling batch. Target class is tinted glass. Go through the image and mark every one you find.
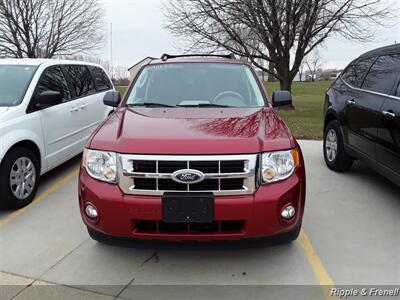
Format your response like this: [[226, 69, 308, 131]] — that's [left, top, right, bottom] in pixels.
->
[[65, 65, 96, 97], [126, 63, 265, 107], [341, 57, 375, 87], [0, 65, 37, 106], [90, 66, 112, 91], [396, 81, 400, 97], [36, 67, 71, 102], [362, 55, 400, 94]]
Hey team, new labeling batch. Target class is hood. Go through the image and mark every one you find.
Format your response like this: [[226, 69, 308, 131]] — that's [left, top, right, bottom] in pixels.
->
[[89, 107, 295, 155], [0, 107, 9, 115]]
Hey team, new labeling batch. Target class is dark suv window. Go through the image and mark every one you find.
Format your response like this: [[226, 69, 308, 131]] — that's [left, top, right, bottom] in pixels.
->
[[341, 57, 375, 87], [361, 54, 400, 95], [89, 66, 112, 91], [65, 65, 96, 97], [36, 66, 71, 102]]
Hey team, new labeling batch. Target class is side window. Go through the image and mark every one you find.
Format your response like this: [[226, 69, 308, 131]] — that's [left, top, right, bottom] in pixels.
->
[[89, 66, 113, 91], [362, 55, 400, 95], [396, 81, 400, 97], [65, 65, 96, 97], [36, 66, 71, 102], [341, 57, 375, 88]]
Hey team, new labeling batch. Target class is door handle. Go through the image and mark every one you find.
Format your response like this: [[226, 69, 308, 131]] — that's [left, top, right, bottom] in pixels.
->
[[382, 111, 396, 118], [347, 99, 356, 105], [70, 106, 79, 112], [80, 103, 88, 109]]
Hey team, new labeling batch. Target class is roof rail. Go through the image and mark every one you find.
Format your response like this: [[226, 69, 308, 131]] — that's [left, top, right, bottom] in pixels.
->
[[160, 53, 236, 61]]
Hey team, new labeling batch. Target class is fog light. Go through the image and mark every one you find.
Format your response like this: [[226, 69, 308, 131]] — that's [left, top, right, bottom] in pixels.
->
[[281, 205, 295, 219], [85, 204, 98, 219]]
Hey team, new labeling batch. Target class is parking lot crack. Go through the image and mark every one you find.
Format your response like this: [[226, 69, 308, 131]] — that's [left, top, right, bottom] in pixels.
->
[[141, 251, 159, 267], [37, 238, 89, 280], [114, 276, 135, 299]]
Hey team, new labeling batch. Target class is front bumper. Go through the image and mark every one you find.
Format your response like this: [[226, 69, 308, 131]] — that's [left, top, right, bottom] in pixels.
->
[[78, 166, 305, 241]]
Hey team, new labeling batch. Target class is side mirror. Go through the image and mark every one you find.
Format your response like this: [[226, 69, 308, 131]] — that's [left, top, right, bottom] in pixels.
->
[[103, 91, 121, 107], [36, 91, 62, 108], [272, 90, 292, 107]]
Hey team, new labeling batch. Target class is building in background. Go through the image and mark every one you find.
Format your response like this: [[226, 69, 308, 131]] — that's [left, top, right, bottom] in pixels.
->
[[128, 57, 154, 79]]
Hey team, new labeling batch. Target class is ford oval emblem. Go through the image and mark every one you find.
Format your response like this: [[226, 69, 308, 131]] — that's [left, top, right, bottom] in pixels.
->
[[171, 169, 205, 184]]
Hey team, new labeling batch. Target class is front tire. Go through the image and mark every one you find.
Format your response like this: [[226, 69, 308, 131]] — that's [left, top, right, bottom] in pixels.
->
[[87, 227, 111, 243], [323, 120, 353, 172], [277, 222, 301, 243], [0, 147, 40, 209]]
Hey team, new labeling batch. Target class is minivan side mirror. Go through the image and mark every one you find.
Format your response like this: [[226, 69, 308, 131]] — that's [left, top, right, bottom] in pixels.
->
[[36, 91, 62, 108], [103, 91, 122, 107], [272, 90, 293, 107]]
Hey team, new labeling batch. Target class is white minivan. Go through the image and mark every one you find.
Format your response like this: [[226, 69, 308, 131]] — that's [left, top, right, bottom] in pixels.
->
[[0, 59, 114, 209]]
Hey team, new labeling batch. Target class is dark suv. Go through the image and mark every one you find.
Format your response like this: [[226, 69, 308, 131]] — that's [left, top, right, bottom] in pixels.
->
[[323, 44, 400, 185]]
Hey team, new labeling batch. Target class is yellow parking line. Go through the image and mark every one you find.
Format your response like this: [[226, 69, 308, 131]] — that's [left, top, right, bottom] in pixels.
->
[[0, 168, 79, 227], [299, 229, 340, 300]]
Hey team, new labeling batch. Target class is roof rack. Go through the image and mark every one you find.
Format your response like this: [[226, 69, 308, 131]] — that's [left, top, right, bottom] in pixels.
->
[[160, 53, 236, 61]]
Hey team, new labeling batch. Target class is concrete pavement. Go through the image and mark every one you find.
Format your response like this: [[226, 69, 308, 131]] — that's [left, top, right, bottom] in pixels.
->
[[1, 140, 399, 300]]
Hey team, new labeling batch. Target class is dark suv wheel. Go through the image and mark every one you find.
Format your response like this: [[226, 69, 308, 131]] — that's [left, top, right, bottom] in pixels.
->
[[323, 120, 353, 172], [0, 147, 40, 209]]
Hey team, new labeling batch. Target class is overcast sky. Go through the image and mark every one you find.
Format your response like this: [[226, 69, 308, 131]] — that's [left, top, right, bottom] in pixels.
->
[[98, 0, 400, 70]]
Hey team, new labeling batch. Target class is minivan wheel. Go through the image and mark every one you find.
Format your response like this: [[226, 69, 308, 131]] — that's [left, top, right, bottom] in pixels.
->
[[0, 147, 40, 209], [323, 120, 353, 172]]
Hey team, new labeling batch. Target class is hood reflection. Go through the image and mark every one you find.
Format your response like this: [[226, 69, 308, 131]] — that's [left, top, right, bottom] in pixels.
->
[[190, 109, 287, 140]]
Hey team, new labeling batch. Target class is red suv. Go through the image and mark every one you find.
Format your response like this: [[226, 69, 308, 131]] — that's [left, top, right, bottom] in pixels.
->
[[79, 54, 306, 243]]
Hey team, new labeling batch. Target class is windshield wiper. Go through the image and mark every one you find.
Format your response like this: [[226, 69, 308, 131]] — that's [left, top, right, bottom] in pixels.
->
[[128, 102, 175, 108], [177, 103, 233, 108]]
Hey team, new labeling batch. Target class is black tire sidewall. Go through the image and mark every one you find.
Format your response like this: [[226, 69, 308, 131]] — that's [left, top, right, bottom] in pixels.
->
[[276, 222, 301, 243], [0, 147, 40, 209], [323, 120, 353, 171]]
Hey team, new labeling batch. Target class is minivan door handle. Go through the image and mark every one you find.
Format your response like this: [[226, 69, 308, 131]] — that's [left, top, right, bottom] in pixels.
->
[[70, 106, 79, 112], [347, 99, 356, 105], [80, 103, 88, 110], [382, 111, 396, 118]]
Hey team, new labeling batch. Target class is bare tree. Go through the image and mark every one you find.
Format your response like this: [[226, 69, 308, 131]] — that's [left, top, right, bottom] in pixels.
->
[[0, 0, 104, 58], [164, 0, 391, 92], [112, 66, 130, 86], [305, 49, 324, 81]]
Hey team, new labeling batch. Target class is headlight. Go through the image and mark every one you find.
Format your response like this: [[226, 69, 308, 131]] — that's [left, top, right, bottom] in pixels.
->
[[82, 149, 117, 183], [261, 148, 300, 183]]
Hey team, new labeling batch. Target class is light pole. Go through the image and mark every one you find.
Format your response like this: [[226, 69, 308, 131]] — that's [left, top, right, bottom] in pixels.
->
[[110, 22, 114, 82]]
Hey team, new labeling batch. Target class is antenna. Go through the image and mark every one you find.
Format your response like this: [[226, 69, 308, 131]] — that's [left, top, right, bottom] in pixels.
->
[[110, 22, 114, 81]]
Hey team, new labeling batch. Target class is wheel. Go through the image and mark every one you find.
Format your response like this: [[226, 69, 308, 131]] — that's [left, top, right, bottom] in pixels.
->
[[323, 120, 353, 172], [0, 147, 40, 209], [87, 227, 111, 243]]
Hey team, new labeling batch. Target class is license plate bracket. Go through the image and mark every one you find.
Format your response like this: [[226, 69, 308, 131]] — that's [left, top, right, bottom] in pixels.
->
[[162, 192, 214, 223]]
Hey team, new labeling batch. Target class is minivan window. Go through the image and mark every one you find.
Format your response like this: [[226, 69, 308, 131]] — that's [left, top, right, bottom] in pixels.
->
[[341, 57, 375, 88], [396, 81, 400, 97], [65, 65, 96, 97], [362, 54, 400, 95], [126, 63, 265, 107], [89, 66, 113, 91], [36, 66, 71, 102], [0, 65, 37, 106]]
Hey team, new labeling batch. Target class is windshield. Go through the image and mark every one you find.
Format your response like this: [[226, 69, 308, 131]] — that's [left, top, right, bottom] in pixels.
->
[[0, 65, 38, 106], [126, 63, 266, 107]]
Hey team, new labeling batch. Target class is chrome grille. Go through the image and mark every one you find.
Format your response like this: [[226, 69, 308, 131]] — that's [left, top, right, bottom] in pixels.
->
[[118, 154, 258, 196]]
